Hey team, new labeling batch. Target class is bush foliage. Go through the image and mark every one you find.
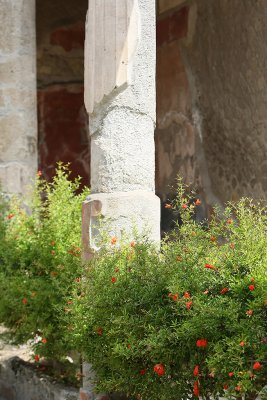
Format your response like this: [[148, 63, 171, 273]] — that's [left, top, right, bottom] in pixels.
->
[[0, 173, 266, 399], [0, 164, 89, 361], [71, 189, 267, 400]]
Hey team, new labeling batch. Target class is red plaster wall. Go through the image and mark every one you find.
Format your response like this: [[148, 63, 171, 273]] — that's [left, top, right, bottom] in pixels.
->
[[38, 87, 90, 188]]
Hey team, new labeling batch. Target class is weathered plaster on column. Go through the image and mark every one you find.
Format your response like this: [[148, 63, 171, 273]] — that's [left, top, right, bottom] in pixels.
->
[[0, 0, 37, 194]]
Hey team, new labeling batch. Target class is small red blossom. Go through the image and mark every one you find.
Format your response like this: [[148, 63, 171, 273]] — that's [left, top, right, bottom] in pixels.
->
[[96, 327, 103, 336], [196, 339, 208, 347], [7, 213, 14, 220], [183, 292, 191, 299], [186, 301, 193, 310], [230, 243, 235, 249], [164, 203, 172, 209], [111, 276, 117, 284], [130, 241, 136, 247], [239, 341, 245, 347], [253, 361, 262, 370], [227, 218, 233, 224], [176, 256, 183, 261], [264, 301, 267, 306], [75, 277, 81, 283], [193, 365, 199, 377], [228, 372, 234, 377], [223, 384, 229, 390], [42, 338, 47, 344], [34, 354, 40, 362], [220, 287, 229, 294], [139, 369, 146, 375], [168, 293, 179, 301], [195, 199, 201, 206], [246, 309, 253, 316], [22, 298, 28, 305], [127, 344, 131, 349], [235, 385, 241, 392], [37, 170, 42, 177], [203, 289, 209, 295], [193, 380, 199, 397], [210, 236, 216, 242], [182, 204, 188, 209], [67, 300, 72, 305], [153, 363, 165, 376], [249, 285, 255, 291], [205, 263, 216, 270], [251, 277, 255, 282], [111, 237, 117, 245]]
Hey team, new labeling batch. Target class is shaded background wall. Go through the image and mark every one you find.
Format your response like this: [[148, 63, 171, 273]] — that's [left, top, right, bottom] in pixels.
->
[[35, 0, 267, 227], [36, 0, 90, 187]]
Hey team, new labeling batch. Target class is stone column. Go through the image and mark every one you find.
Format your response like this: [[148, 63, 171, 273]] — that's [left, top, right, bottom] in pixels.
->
[[0, 0, 37, 195], [81, 1, 160, 398], [84, 0, 160, 245]]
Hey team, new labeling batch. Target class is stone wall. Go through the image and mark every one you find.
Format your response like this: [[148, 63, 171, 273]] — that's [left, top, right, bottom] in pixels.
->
[[0, 0, 37, 195], [36, 0, 90, 186]]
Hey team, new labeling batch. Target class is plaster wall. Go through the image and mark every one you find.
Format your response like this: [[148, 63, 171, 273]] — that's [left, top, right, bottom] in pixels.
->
[[185, 0, 267, 203], [36, 0, 90, 186]]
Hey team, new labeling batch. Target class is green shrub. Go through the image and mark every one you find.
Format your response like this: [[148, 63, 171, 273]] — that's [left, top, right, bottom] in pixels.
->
[[0, 164, 90, 363], [71, 187, 267, 400]]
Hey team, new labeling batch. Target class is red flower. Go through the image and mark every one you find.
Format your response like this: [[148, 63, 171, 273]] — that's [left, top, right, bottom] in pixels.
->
[[205, 263, 216, 270], [195, 199, 201, 206], [111, 276, 117, 284], [196, 339, 208, 347], [182, 204, 188, 209], [34, 354, 40, 362], [193, 365, 199, 377], [223, 384, 229, 390], [220, 287, 229, 294], [253, 361, 262, 370], [251, 277, 255, 282], [249, 285, 255, 291], [193, 380, 199, 397], [228, 372, 234, 377], [130, 241, 136, 247], [264, 301, 267, 306], [96, 327, 103, 336], [227, 219, 233, 224], [153, 363, 165, 376], [111, 237, 117, 245], [67, 300, 72, 305], [235, 385, 241, 392], [164, 203, 172, 209], [246, 309, 253, 316], [168, 293, 179, 301], [75, 277, 81, 283], [239, 341, 245, 347], [203, 289, 209, 295], [7, 213, 14, 220], [22, 298, 28, 305], [139, 369, 146, 375], [37, 170, 42, 177], [229, 243, 235, 249], [186, 301, 193, 310], [42, 338, 47, 344], [183, 292, 191, 299]]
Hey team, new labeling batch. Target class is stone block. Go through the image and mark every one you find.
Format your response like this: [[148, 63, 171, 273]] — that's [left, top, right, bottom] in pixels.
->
[[83, 190, 161, 247]]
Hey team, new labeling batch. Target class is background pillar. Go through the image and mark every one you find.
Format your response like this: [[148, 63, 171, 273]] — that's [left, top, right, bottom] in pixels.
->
[[0, 0, 37, 195]]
